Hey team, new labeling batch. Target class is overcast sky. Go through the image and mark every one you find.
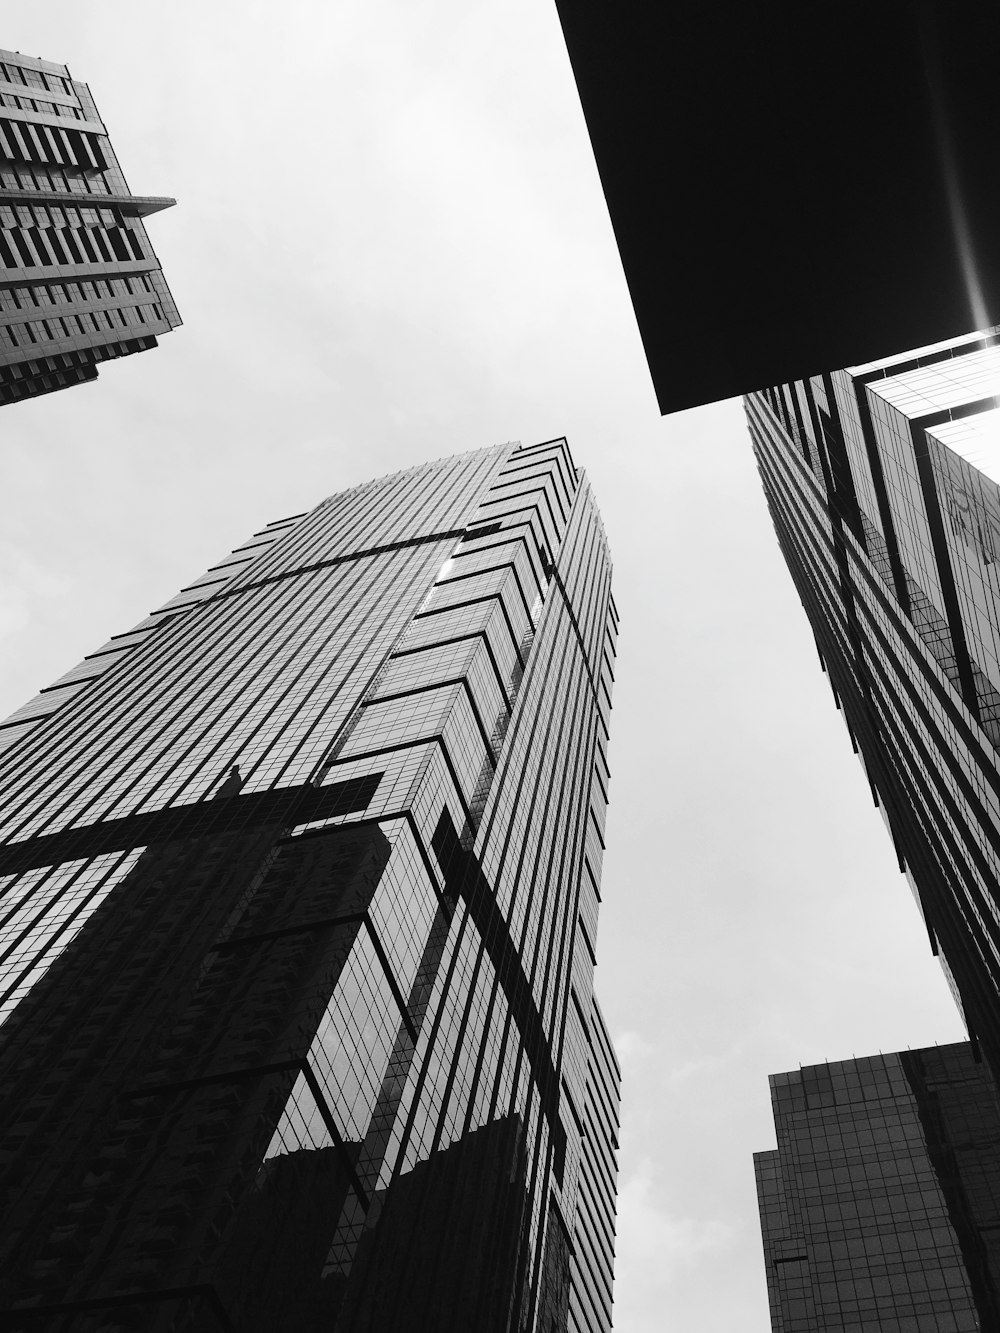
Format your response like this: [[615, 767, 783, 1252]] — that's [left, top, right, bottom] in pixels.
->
[[1, 4, 968, 1329]]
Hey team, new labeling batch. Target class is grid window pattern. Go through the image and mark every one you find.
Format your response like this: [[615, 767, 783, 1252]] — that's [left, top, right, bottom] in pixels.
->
[[756, 1045, 1000, 1331], [0, 47, 180, 406], [0, 443, 619, 1333], [746, 333, 1000, 1089]]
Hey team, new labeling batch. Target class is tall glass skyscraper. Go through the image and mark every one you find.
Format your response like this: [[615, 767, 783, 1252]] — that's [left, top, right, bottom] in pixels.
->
[[0, 441, 619, 1332], [0, 47, 180, 406], [745, 331, 1000, 1076], [756, 1042, 1000, 1331]]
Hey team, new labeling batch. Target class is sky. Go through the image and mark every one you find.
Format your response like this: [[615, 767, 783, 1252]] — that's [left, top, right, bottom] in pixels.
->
[[0, 3, 969, 1329]]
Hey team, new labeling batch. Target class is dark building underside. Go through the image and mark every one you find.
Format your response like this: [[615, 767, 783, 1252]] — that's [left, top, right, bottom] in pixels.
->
[[555, 0, 1000, 413]]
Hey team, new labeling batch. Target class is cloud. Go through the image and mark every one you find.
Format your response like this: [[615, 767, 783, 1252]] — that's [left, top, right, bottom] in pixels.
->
[[0, 544, 73, 640], [615, 1160, 736, 1277], [615, 1029, 655, 1065], [665, 1052, 731, 1086]]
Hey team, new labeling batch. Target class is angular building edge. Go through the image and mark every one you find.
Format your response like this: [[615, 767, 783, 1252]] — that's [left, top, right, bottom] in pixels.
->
[[0, 48, 180, 406], [0, 441, 619, 1333], [744, 327, 1000, 1075], [756, 1042, 1000, 1330]]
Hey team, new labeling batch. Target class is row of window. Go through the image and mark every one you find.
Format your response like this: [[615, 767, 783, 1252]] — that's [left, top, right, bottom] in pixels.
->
[[1, 201, 128, 229], [0, 274, 153, 314], [0, 62, 73, 97], [0, 302, 160, 350], [0, 114, 104, 171], [0, 219, 144, 270], [0, 92, 83, 119], [0, 162, 112, 197]]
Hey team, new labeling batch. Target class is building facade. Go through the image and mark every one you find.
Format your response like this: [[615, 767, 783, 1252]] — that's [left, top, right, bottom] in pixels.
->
[[744, 331, 1000, 1075], [0, 441, 619, 1332], [0, 47, 180, 406], [756, 1043, 1000, 1331]]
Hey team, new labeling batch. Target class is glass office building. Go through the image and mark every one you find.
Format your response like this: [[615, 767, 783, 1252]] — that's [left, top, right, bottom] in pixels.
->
[[0, 441, 619, 1332], [0, 47, 180, 406], [745, 331, 1000, 1075], [756, 1042, 1000, 1331]]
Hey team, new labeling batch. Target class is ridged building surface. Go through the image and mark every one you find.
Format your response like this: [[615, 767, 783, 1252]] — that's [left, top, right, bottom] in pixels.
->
[[0, 440, 618, 1332], [745, 331, 1000, 1076], [0, 47, 179, 406]]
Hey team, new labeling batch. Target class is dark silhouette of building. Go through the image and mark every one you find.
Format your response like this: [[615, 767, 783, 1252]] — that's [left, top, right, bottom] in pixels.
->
[[744, 328, 1000, 1084], [756, 1043, 1000, 1331], [556, 2, 1000, 412], [0, 442, 618, 1332], [0, 47, 180, 407]]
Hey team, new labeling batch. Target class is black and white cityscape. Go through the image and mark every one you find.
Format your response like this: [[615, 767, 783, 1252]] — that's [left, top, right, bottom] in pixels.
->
[[5, 4, 1000, 1331]]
